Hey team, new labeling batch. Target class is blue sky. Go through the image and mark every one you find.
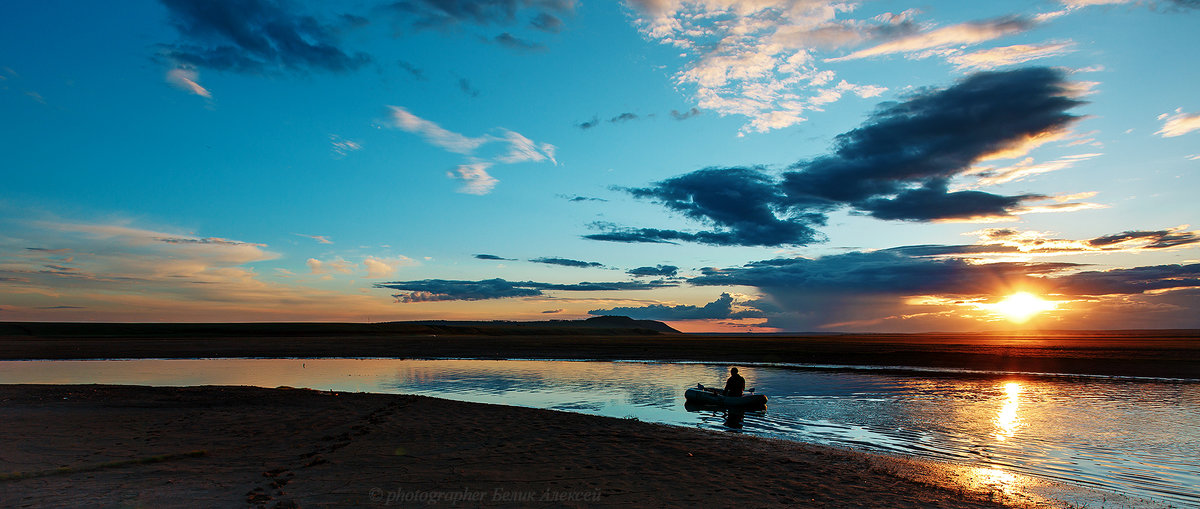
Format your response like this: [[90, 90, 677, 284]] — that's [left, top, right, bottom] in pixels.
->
[[2, 0, 1198, 331]]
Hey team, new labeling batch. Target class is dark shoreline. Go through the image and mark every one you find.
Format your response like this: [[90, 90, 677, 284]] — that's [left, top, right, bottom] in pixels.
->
[[2, 323, 1198, 379], [0, 384, 1056, 508]]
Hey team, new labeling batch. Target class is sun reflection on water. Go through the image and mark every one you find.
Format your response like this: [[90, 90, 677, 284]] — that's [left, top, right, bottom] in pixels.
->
[[994, 381, 1022, 441]]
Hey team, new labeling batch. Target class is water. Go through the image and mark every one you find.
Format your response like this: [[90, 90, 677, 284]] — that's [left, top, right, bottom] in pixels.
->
[[2, 358, 1197, 507]]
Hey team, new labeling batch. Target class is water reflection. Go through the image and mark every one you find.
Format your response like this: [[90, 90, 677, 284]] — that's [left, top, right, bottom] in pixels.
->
[[1, 358, 1196, 507], [994, 381, 1022, 442]]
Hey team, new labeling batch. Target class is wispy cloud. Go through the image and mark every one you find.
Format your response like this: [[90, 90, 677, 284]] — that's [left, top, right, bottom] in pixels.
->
[[529, 257, 604, 268], [1157, 108, 1200, 137], [447, 162, 499, 195], [377, 278, 676, 303], [387, 106, 557, 194], [164, 67, 211, 97], [295, 233, 333, 245], [329, 135, 362, 157], [389, 106, 491, 153], [364, 256, 416, 278], [947, 42, 1074, 71], [826, 16, 1036, 62]]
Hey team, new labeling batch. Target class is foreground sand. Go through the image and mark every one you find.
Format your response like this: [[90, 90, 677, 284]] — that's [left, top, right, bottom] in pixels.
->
[[0, 384, 1045, 508]]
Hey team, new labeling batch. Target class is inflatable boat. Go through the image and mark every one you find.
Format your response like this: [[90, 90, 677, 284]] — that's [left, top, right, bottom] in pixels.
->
[[684, 384, 767, 408]]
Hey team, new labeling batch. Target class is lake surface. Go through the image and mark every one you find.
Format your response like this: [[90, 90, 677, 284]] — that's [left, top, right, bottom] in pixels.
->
[[2, 358, 1197, 507]]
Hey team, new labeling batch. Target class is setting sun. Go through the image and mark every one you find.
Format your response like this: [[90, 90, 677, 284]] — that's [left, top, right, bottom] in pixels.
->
[[981, 292, 1058, 323]]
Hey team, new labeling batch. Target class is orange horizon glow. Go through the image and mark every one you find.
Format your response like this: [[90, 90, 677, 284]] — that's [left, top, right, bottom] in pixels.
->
[[977, 292, 1058, 323]]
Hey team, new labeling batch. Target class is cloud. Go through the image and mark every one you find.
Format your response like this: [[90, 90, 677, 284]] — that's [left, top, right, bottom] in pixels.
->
[[561, 195, 607, 203], [1157, 108, 1200, 137], [589, 293, 764, 320], [626, 0, 905, 133], [947, 42, 1074, 71], [577, 117, 600, 130], [377, 277, 676, 302], [397, 60, 427, 80], [529, 257, 604, 268], [826, 16, 1036, 62], [670, 108, 701, 120], [157, 0, 370, 74], [165, 67, 211, 97], [494, 32, 545, 50], [295, 233, 333, 244], [962, 153, 1100, 188], [594, 68, 1090, 246], [495, 129, 557, 164], [474, 253, 515, 260], [1047, 263, 1200, 296], [363, 256, 416, 278], [307, 257, 354, 275], [593, 167, 824, 246], [531, 12, 564, 32], [382, 0, 575, 30], [388, 106, 490, 153], [329, 135, 362, 157], [447, 162, 499, 195], [387, 106, 557, 194], [610, 112, 639, 123], [458, 77, 480, 97], [627, 265, 679, 277]]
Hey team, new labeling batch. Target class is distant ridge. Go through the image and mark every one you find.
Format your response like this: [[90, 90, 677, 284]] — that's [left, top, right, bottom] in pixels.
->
[[398, 316, 681, 335], [0, 316, 681, 338]]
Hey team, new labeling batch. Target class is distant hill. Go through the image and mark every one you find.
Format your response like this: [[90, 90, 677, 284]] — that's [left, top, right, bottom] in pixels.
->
[[0, 316, 680, 338], [397, 315, 681, 335]]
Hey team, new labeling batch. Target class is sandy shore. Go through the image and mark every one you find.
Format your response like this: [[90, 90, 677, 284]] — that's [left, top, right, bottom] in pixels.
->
[[3, 325, 1198, 379], [0, 384, 1050, 508]]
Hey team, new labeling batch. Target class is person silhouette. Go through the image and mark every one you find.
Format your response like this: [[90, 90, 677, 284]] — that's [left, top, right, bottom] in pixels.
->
[[724, 367, 745, 397]]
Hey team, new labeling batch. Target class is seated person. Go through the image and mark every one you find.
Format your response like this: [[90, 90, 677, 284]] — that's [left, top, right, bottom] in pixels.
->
[[724, 367, 745, 397]]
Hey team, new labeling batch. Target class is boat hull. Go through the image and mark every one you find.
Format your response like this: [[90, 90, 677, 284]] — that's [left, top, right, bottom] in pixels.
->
[[684, 388, 767, 408]]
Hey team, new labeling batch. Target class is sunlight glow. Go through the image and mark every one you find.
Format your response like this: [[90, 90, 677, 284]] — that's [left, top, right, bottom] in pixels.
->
[[979, 292, 1057, 323], [994, 381, 1022, 441]]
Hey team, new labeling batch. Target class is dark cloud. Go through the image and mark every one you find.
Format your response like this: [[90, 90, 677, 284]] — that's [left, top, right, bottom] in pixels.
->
[[377, 277, 676, 302], [781, 67, 1082, 221], [36, 305, 86, 310], [542, 308, 563, 314], [530, 12, 563, 32], [577, 117, 600, 130], [609, 112, 639, 123], [158, 0, 370, 74], [598, 68, 1087, 247], [689, 250, 1075, 296], [382, 0, 574, 29], [670, 108, 701, 120], [1088, 230, 1200, 249], [397, 60, 426, 80], [627, 265, 679, 277], [589, 167, 826, 246], [1048, 263, 1200, 296], [529, 257, 604, 268], [380, 278, 543, 302], [26, 247, 71, 253], [562, 195, 608, 203], [457, 77, 480, 97], [493, 32, 545, 51], [589, 293, 765, 320], [474, 253, 514, 260]]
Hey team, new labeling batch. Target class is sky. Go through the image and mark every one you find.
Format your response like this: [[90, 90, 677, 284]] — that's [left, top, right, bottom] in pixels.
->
[[1, 0, 1198, 332]]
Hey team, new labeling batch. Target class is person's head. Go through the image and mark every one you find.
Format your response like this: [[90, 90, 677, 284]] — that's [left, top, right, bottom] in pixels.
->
[[730, 367, 738, 375]]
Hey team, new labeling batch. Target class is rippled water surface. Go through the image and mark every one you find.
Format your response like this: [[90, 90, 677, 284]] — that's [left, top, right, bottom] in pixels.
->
[[2, 358, 1197, 507]]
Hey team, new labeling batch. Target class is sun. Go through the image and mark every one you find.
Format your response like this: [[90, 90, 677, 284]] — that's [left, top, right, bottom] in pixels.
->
[[983, 292, 1057, 323]]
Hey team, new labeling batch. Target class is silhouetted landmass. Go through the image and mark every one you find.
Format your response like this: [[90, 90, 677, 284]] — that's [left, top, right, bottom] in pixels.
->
[[1, 322, 1197, 378], [0, 316, 678, 338]]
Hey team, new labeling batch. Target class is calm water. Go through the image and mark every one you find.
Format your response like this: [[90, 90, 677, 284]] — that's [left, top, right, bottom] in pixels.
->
[[2, 358, 1197, 507]]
